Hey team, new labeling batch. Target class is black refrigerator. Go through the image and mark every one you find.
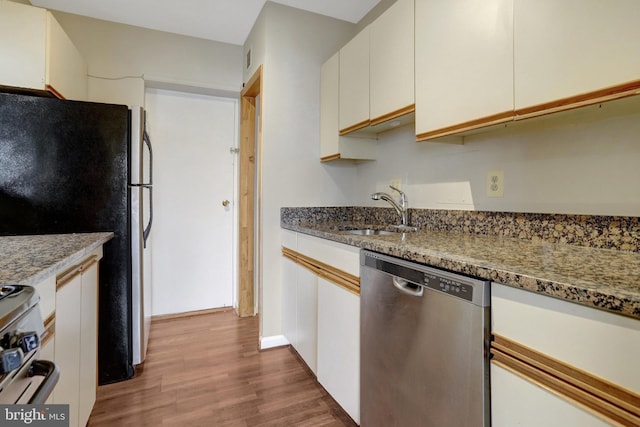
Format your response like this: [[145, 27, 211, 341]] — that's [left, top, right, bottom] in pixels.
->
[[0, 91, 149, 384]]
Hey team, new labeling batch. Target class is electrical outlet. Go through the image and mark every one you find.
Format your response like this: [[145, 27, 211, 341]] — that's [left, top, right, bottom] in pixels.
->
[[486, 170, 504, 197], [390, 178, 402, 191]]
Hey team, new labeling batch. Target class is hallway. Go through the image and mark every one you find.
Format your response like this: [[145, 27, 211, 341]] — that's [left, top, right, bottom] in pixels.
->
[[88, 310, 356, 426]]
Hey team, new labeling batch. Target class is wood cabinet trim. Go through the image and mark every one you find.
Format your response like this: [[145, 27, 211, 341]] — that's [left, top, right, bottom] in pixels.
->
[[416, 110, 514, 142], [515, 80, 640, 120], [56, 265, 82, 290], [80, 256, 98, 272], [339, 119, 371, 136], [370, 104, 415, 127], [45, 84, 64, 99], [491, 334, 640, 426], [320, 153, 341, 162], [282, 247, 360, 295], [56, 255, 98, 290], [41, 313, 56, 347]]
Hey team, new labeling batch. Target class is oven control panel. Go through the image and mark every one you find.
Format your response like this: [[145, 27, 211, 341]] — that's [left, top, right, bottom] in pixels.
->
[[0, 331, 40, 375]]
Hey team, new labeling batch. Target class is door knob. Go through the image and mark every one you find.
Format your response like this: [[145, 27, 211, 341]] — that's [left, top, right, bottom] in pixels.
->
[[222, 200, 230, 207]]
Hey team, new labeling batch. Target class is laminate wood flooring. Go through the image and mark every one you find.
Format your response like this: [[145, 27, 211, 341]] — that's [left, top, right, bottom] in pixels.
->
[[88, 310, 357, 426]]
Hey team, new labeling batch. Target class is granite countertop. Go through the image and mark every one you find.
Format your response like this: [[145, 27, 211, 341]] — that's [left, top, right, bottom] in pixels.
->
[[0, 232, 114, 286], [282, 221, 640, 320]]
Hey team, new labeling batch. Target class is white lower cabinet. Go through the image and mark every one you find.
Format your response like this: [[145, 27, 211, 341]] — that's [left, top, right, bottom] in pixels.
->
[[282, 231, 360, 423], [491, 363, 611, 427], [55, 271, 82, 427], [78, 259, 98, 426], [54, 253, 100, 427], [317, 277, 360, 424], [296, 267, 318, 374], [491, 282, 640, 426]]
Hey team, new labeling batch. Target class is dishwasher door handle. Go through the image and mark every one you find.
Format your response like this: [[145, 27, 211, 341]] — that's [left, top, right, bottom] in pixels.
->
[[393, 276, 424, 297]]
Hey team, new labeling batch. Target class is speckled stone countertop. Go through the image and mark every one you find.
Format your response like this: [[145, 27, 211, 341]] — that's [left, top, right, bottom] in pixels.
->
[[0, 233, 114, 286], [281, 208, 640, 320]]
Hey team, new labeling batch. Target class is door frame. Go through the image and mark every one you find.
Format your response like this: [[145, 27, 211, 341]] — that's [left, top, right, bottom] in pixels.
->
[[237, 66, 262, 318]]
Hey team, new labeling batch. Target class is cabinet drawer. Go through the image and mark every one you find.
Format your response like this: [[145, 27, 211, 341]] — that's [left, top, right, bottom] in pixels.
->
[[296, 234, 360, 277], [492, 283, 640, 393]]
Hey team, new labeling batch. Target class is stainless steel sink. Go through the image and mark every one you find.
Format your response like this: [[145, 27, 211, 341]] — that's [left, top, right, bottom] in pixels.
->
[[344, 228, 399, 236]]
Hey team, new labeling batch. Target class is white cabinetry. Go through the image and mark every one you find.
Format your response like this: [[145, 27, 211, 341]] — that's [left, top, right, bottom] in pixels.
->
[[54, 271, 82, 427], [339, 28, 370, 134], [514, 0, 640, 117], [281, 231, 360, 423], [296, 267, 318, 374], [492, 363, 611, 427], [281, 230, 317, 373], [415, 0, 514, 141], [491, 283, 640, 426], [369, 0, 414, 126], [78, 259, 98, 427], [54, 253, 100, 427], [320, 52, 376, 162], [317, 277, 360, 424], [0, 1, 87, 101]]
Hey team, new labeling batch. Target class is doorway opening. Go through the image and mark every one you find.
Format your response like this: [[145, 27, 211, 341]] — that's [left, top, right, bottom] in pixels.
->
[[238, 66, 262, 319]]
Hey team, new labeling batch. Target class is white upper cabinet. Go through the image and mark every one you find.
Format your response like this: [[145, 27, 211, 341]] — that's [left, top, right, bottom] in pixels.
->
[[320, 52, 376, 162], [339, 28, 371, 134], [415, 0, 514, 141], [46, 12, 88, 101], [369, 0, 415, 126], [0, 1, 87, 101], [514, 0, 640, 117]]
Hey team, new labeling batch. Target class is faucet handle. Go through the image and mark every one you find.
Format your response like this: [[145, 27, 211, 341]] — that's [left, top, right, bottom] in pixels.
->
[[389, 185, 403, 195], [389, 185, 407, 207]]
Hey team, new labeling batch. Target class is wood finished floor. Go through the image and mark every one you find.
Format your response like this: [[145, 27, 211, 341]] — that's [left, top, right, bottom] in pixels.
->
[[88, 310, 357, 426]]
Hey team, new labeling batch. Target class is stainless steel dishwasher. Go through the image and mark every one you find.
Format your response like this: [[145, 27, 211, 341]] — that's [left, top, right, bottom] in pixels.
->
[[360, 250, 491, 427]]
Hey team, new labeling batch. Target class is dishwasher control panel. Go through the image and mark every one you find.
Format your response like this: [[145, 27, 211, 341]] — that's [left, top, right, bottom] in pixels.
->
[[424, 273, 473, 302]]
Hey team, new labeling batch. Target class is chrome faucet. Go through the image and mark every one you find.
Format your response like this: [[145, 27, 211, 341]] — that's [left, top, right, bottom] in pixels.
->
[[371, 185, 409, 226]]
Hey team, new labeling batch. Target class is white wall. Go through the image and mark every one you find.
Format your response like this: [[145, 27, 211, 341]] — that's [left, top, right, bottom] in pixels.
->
[[52, 11, 243, 106], [243, 2, 357, 341], [354, 102, 640, 217]]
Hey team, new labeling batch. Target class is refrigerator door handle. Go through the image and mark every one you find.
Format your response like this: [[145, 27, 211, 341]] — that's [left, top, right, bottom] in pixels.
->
[[143, 126, 153, 186], [142, 120, 153, 247], [143, 185, 152, 248]]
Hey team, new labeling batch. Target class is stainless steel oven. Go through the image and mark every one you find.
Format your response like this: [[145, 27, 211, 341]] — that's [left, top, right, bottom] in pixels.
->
[[0, 285, 59, 404]]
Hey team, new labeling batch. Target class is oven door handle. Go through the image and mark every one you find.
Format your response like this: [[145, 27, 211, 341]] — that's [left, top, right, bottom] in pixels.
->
[[28, 360, 60, 404]]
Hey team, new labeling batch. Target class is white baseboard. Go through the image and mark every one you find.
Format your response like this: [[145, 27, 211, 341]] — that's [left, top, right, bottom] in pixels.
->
[[260, 335, 289, 350]]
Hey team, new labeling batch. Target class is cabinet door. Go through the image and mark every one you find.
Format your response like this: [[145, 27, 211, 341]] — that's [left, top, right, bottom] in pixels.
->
[[0, 1, 46, 91], [317, 278, 360, 424], [339, 28, 370, 134], [281, 256, 298, 348], [40, 336, 55, 405], [514, 0, 640, 114], [491, 363, 612, 427], [46, 12, 88, 101], [54, 272, 82, 427], [296, 267, 317, 374], [492, 283, 640, 392], [415, 0, 514, 140], [370, 0, 414, 125], [78, 259, 98, 427], [320, 52, 341, 160], [320, 52, 376, 161]]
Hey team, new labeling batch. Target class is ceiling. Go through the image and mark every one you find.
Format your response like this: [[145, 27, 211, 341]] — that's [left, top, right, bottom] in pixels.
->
[[30, 0, 381, 46]]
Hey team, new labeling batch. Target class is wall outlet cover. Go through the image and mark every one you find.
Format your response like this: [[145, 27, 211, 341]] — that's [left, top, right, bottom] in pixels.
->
[[486, 170, 504, 197]]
